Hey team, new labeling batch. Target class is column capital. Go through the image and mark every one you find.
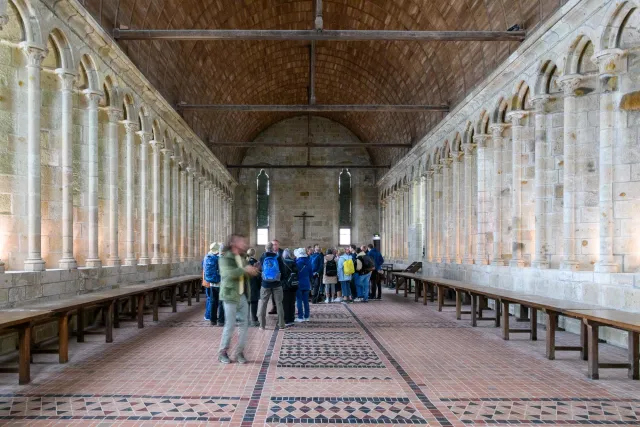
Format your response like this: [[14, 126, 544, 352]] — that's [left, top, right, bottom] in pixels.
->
[[506, 110, 529, 126], [489, 123, 510, 137], [19, 42, 47, 67], [557, 74, 584, 96], [82, 89, 103, 105], [149, 139, 164, 150], [160, 147, 173, 156], [461, 143, 476, 155], [106, 107, 123, 123], [186, 166, 195, 174], [472, 134, 491, 148], [122, 120, 139, 134], [432, 164, 443, 174], [198, 175, 206, 183], [451, 151, 463, 162], [440, 157, 453, 168], [54, 68, 76, 91], [592, 48, 627, 77], [136, 130, 152, 144]]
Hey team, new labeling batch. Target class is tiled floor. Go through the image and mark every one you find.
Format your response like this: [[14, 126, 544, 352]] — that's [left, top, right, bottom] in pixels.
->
[[0, 289, 639, 426]]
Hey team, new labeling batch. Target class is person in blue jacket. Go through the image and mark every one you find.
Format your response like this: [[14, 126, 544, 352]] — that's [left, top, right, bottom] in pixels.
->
[[367, 243, 385, 300], [309, 245, 325, 303], [202, 242, 224, 326], [294, 247, 313, 322]]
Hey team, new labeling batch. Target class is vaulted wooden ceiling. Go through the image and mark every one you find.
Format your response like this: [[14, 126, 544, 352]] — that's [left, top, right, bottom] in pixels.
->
[[82, 0, 566, 173]]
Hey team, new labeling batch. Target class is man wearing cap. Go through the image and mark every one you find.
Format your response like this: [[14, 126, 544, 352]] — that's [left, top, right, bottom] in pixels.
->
[[203, 242, 225, 326]]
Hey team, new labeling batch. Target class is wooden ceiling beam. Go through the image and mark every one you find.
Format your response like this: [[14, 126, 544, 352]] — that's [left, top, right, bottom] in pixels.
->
[[226, 164, 390, 169], [179, 104, 449, 112], [113, 29, 526, 42], [210, 142, 412, 148]]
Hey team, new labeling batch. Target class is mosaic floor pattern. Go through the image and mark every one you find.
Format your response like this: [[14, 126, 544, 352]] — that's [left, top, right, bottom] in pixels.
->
[[0, 289, 638, 426]]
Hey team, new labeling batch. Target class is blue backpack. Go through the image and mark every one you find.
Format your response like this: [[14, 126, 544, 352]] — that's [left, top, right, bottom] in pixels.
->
[[262, 255, 281, 282], [203, 254, 220, 283]]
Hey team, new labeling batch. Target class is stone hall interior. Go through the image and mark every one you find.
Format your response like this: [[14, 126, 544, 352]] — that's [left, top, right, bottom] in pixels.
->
[[0, 0, 639, 425]]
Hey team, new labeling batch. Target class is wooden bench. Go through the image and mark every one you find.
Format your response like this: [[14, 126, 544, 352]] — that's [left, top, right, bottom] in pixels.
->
[[392, 262, 422, 294], [0, 274, 201, 384]]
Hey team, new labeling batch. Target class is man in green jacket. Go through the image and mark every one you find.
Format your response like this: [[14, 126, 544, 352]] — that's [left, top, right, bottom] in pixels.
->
[[218, 234, 259, 364]]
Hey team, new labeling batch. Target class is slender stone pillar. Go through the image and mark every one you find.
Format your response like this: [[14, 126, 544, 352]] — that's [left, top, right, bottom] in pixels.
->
[[84, 90, 102, 269], [187, 168, 194, 260], [199, 177, 205, 252], [137, 131, 152, 266], [203, 181, 210, 248], [193, 173, 201, 256], [474, 134, 491, 265], [557, 75, 583, 271], [150, 140, 162, 264], [452, 152, 462, 263], [462, 143, 476, 264], [123, 121, 138, 266], [490, 124, 508, 266], [22, 44, 47, 271], [403, 185, 410, 259], [433, 165, 443, 262], [441, 159, 452, 263], [594, 49, 625, 273], [531, 96, 552, 269], [420, 175, 427, 259], [56, 69, 78, 269], [180, 165, 188, 261], [229, 197, 234, 236], [507, 111, 529, 267], [161, 147, 172, 264], [426, 170, 434, 262], [171, 154, 180, 261], [106, 108, 123, 267]]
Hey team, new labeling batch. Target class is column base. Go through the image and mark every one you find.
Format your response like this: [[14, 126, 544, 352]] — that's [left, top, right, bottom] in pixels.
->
[[107, 257, 121, 267], [85, 258, 102, 269], [24, 258, 46, 272], [151, 257, 163, 265], [560, 260, 579, 271], [58, 258, 78, 270], [509, 259, 525, 268], [595, 261, 620, 273], [162, 256, 172, 264], [475, 257, 488, 265], [491, 258, 505, 266], [453, 258, 462, 264], [531, 260, 549, 269], [123, 258, 138, 266], [442, 257, 451, 264], [462, 257, 475, 265], [180, 257, 188, 263], [138, 257, 150, 266], [0, 260, 4, 273]]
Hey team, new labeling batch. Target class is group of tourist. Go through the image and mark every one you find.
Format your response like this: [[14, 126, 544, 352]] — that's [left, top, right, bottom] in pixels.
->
[[201, 234, 385, 364]]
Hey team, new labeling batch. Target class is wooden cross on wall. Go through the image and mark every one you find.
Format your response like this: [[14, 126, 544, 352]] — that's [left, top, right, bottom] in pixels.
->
[[294, 212, 315, 239]]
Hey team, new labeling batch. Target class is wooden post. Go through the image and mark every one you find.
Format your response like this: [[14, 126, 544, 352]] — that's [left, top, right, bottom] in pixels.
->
[[58, 314, 69, 363], [130, 296, 136, 319], [545, 311, 557, 360], [422, 282, 428, 306], [494, 300, 501, 328], [518, 305, 529, 321], [195, 281, 200, 303], [478, 296, 484, 319], [138, 294, 145, 328], [179, 284, 185, 302], [18, 325, 31, 385], [530, 308, 537, 341], [153, 290, 160, 322], [629, 331, 639, 380], [113, 300, 120, 329], [437, 285, 444, 312], [586, 320, 599, 380], [105, 301, 114, 343], [470, 294, 477, 327], [187, 283, 193, 306], [501, 301, 509, 340], [580, 321, 588, 361], [76, 307, 85, 343], [455, 290, 462, 320], [171, 285, 177, 312], [404, 278, 409, 298]]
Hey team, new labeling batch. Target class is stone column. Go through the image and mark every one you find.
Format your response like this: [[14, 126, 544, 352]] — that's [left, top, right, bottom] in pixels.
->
[[56, 69, 78, 269], [193, 173, 201, 256], [161, 147, 172, 264], [507, 111, 529, 267], [203, 181, 210, 247], [84, 89, 102, 269], [150, 140, 162, 264], [557, 75, 583, 271], [22, 45, 47, 271], [594, 49, 625, 273], [390, 192, 396, 258], [462, 143, 476, 264], [531, 96, 552, 269], [187, 168, 194, 260], [403, 185, 410, 259], [137, 131, 151, 266], [106, 108, 123, 267], [212, 187, 218, 242], [425, 170, 434, 262], [474, 134, 491, 265], [123, 121, 138, 266], [420, 175, 427, 259], [441, 158, 452, 263], [490, 124, 508, 266], [171, 154, 180, 261], [452, 153, 462, 263], [433, 165, 443, 262], [180, 165, 188, 261], [199, 177, 206, 252]]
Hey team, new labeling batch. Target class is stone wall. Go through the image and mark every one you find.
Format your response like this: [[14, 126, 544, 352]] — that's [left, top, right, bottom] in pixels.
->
[[235, 116, 379, 253], [378, 0, 640, 347]]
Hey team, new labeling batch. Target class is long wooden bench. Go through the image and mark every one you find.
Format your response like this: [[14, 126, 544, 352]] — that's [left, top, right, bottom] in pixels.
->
[[401, 274, 638, 380], [392, 262, 422, 295], [0, 274, 201, 384]]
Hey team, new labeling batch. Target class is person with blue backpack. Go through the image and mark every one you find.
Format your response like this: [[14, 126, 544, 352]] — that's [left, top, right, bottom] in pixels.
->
[[294, 247, 313, 322], [202, 243, 224, 326], [258, 241, 286, 330]]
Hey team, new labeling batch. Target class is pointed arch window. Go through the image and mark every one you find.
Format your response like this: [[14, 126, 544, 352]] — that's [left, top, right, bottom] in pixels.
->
[[256, 169, 270, 245], [339, 169, 352, 245]]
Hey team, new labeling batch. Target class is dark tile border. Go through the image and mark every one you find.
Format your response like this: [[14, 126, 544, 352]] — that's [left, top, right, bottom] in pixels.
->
[[240, 326, 279, 427], [0, 415, 232, 421], [0, 393, 243, 399], [345, 305, 453, 427]]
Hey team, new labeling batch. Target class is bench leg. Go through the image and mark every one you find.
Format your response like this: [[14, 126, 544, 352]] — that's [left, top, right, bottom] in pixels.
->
[[478, 296, 484, 319], [179, 284, 185, 302], [518, 304, 530, 321], [437, 285, 444, 312], [58, 315, 69, 363], [629, 331, 639, 380], [76, 308, 85, 343], [153, 290, 160, 322], [171, 286, 178, 312], [430, 283, 435, 303], [530, 308, 537, 341], [18, 325, 31, 385], [195, 281, 200, 303], [470, 294, 477, 327], [586, 320, 599, 380], [423, 283, 428, 306], [501, 301, 509, 340], [137, 295, 145, 328], [130, 296, 136, 320], [404, 279, 409, 298], [580, 321, 588, 361], [494, 299, 501, 328], [113, 301, 120, 329], [105, 301, 114, 343], [188, 283, 193, 306], [545, 312, 557, 360], [455, 290, 462, 320]]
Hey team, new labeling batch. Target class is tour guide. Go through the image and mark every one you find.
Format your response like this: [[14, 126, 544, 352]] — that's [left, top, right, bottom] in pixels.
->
[[218, 234, 259, 364]]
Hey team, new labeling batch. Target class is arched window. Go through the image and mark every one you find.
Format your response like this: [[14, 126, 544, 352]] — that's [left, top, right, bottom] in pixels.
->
[[256, 169, 270, 245], [339, 169, 352, 245]]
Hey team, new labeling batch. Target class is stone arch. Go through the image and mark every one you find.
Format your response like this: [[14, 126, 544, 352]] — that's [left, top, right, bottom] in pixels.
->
[[600, 1, 638, 50], [451, 132, 463, 154], [463, 121, 475, 145], [102, 75, 120, 108], [138, 105, 151, 134], [151, 119, 162, 142], [122, 93, 136, 122], [46, 28, 73, 70], [163, 129, 172, 151], [490, 96, 510, 124], [475, 110, 491, 135], [535, 59, 562, 96], [509, 81, 532, 111], [564, 34, 597, 75], [7, 0, 42, 45], [76, 54, 100, 92]]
